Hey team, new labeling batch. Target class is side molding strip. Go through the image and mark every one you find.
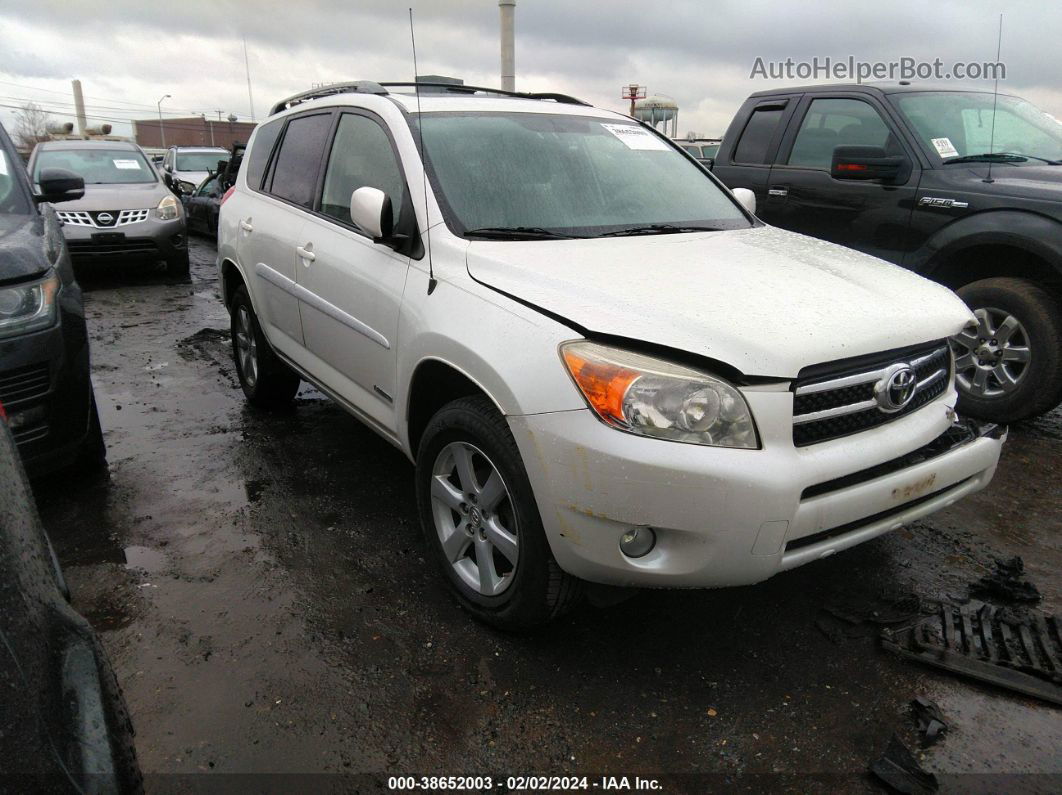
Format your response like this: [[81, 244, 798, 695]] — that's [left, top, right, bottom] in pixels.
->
[[254, 262, 391, 349]]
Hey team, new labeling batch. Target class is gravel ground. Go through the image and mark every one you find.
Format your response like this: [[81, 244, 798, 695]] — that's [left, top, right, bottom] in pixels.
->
[[35, 236, 1062, 792]]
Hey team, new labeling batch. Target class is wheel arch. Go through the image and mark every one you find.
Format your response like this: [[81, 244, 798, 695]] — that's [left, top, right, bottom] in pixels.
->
[[405, 357, 509, 458], [219, 257, 247, 310]]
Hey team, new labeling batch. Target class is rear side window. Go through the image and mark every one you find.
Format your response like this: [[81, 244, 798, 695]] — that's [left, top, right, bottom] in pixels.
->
[[244, 119, 282, 190], [733, 107, 784, 164], [320, 113, 407, 229], [267, 113, 332, 207]]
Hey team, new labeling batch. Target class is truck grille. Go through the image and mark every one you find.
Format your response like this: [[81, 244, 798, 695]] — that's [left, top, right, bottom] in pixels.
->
[[792, 342, 951, 446]]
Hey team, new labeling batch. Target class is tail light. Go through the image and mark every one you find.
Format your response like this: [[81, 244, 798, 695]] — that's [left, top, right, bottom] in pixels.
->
[[221, 186, 236, 205], [0, 401, 7, 422]]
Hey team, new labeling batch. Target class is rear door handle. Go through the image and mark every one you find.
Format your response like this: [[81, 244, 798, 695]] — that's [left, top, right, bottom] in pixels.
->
[[239, 219, 254, 232], [296, 244, 315, 263], [768, 188, 788, 197]]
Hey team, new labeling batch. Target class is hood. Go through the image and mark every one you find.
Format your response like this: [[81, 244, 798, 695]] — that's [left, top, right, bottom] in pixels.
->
[[0, 214, 51, 283], [975, 163, 1062, 202], [466, 225, 973, 378], [62, 182, 168, 211], [172, 169, 210, 185]]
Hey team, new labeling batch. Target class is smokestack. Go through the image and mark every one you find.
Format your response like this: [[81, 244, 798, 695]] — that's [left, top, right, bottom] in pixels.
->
[[71, 79, 87, 137], [499, 0, 515, 92]]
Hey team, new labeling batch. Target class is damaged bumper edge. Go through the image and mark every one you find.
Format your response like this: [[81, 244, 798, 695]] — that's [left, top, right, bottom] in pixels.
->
[[508, 393, 1004, 589]]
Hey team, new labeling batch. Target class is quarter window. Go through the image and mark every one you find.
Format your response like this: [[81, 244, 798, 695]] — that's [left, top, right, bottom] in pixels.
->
[[268, 113, 332, 208], [733, 107, 785, 164], [245, 118, 283, 191], [788, 98, 893, 169], [319, 113, 407, 229]]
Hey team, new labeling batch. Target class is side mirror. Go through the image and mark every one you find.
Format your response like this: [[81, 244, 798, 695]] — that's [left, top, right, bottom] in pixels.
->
[[349, 186, 393, 241], [35, 168, 85, 204], [831, 145, 909, 183], [732, 187, 756, 215]]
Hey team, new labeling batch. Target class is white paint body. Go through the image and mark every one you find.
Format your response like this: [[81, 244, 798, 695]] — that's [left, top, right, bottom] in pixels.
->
[[218, 91, 1003, 588]]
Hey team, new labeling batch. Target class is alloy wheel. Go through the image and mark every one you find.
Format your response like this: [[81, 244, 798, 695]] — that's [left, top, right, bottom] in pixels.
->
[[952, 306, 1031, 398], [430, 441, 519, 597], [235, 306, 258, 388]]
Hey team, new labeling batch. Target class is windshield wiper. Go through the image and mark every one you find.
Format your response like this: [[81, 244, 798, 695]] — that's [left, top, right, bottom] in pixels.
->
[[994, 152, 1062, 165], [943, 153, 1029, 165], [597, 224, 722, 237], [464, 226, 583, 240]]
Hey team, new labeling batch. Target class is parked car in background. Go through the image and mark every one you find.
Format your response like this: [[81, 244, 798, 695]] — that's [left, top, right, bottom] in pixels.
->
[[28, 140, 189, 277], [676, 137, 722, 166], [181, 143, 244, 238], [0, 407, 140, 791], [160, 145, 228, 195], [0, 123, 106, 475], [217, 81, 1003, 629], [713, 82, 1062, 423]]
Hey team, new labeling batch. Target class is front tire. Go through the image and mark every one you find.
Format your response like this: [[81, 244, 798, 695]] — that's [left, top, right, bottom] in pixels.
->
[[953, 277, 1062, 422], [230, 285, 300, 408], [415, 396, 581, 630]]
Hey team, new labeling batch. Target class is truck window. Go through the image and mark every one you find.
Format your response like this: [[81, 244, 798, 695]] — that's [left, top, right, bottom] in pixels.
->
[[733, 107, 784, 164], [788, 98, 891, 169]]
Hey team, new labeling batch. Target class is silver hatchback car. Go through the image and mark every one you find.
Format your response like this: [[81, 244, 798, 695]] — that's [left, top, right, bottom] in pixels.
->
[[28, 140, 189, 276]]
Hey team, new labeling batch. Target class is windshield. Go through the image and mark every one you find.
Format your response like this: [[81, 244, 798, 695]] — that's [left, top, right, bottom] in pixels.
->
[[0, 149, 30, 215], [176, 151, 227, 172], [418, 112, 750, 237], [892, 92, 1062, 164], [33, 149, 156, 185]]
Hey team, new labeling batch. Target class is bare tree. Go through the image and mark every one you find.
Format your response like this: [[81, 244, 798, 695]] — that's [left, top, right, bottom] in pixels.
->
[[13, 102, 50, 150]]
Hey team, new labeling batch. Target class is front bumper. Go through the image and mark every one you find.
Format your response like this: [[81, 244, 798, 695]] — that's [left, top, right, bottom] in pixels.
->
[[62, 214, 186, 263], [0, 289, 93, 476], [509, 387, 1004, 588]]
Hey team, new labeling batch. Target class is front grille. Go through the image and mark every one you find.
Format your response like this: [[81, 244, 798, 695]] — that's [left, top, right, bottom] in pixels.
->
[[67, 239, 159, 258], [792, 342, 951, 446], [0, 363, 50, 408], [56, 208, 151, 228]]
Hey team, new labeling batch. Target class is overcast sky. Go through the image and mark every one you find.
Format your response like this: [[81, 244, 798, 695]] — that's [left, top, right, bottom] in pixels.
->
[[1, 0, 1059, 141]]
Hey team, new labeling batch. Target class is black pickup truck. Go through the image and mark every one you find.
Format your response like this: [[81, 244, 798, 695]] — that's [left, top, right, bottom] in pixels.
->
[[713, 82, 1062, 423]]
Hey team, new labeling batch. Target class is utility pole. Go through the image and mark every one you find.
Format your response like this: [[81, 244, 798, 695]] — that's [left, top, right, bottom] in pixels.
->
[[243, 35, 256, 121], [499, 0, 516, 92], [157, 93, 171, 148], [71, 79, 87, 137]]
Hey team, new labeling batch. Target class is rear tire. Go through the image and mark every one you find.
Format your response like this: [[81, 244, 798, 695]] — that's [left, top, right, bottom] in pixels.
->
[[415, 395, 582, 631], [230, 285, 300, 408], [953, 277, 1062, 422]]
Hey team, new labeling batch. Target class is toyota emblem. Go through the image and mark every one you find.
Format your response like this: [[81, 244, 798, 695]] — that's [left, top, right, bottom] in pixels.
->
[[875, 365, 918, 413]]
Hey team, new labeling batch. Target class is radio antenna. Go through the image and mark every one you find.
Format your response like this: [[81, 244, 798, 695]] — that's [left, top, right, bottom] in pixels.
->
[[409, 8, 437, 294], [985, 13, 1003, 184]]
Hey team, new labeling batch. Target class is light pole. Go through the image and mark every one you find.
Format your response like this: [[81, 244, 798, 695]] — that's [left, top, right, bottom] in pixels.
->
[[157, 94, 171, 148]]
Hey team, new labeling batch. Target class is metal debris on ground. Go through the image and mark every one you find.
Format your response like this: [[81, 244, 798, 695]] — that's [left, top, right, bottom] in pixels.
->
[[969, 556, 1042, 604], [882, 600, 1062, 706], [910, 697, 947, 747], [868, 734, 938, 794]]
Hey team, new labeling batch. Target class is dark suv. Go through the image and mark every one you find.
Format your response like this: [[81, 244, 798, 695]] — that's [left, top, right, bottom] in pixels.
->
[[0, 123, 104, 474], [714, 83, 1062, 422]]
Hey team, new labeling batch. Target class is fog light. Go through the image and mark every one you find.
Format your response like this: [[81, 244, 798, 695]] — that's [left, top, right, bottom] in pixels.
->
[[619, 526, 656, 558]]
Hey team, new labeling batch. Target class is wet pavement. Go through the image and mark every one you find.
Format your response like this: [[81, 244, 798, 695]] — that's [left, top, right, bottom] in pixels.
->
[[35, 236, 1062, 791]]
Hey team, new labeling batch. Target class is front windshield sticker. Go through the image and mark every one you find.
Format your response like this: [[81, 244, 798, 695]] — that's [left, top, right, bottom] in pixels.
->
[[931, 137, 959, 159], [113, 159, 142, 170], [600, 123, 670, 151], [0, 152, 7, 176]]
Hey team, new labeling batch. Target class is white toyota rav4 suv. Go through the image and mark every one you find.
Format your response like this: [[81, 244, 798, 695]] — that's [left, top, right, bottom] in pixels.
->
[[217, 81, 1005, 629]]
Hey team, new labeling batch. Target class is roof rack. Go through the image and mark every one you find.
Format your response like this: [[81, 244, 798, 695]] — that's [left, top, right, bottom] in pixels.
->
[[269, 81, 592, 116], [380, 82, 591, 107], [269, 80, 389, 115]]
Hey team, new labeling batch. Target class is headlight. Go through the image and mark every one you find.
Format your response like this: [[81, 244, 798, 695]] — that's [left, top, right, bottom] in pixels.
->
[[0, 270, 60, 339], [157, 194, 181, 220], [561, 340, 758, 448]]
